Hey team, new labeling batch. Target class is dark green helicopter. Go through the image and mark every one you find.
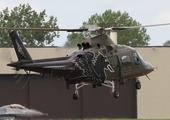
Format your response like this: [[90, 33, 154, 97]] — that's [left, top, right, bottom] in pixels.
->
[[1, 23, 169, 100]]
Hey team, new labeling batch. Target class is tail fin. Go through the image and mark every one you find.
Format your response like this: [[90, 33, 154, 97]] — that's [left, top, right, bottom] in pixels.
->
[[9, 30, 32, 61]]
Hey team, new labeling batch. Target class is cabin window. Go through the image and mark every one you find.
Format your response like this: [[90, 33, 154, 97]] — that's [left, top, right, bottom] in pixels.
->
[[108, 55, 119, 67], [133, 52, 140, 65], [121, 55, 131, 64], [110, 56, 119, 67], [114, 56, 119, 67]]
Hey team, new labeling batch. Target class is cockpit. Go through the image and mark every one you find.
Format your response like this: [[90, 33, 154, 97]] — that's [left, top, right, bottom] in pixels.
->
[[133, 52, 147, 66], [4, 104, 25, 109]]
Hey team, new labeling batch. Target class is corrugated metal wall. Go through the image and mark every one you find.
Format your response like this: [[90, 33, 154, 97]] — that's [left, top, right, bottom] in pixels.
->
[[0, 74, 137, 119]]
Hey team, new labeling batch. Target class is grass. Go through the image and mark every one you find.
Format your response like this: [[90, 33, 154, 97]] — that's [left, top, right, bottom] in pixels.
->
[[43, 118, 170, 120]]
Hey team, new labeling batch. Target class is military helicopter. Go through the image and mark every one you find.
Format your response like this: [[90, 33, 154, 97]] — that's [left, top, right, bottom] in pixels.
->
[[1, 23, 169, 100]]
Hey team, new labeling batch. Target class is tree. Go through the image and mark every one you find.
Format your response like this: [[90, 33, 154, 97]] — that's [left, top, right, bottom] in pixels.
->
[[65, 9, 150, 47], [163, 40, 170, 46], [0, 4, 58, 46], [64, 32, 85, 47]]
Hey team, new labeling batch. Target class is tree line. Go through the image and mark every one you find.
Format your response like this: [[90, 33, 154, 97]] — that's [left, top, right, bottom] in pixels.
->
[[0, 4, 169, 47]]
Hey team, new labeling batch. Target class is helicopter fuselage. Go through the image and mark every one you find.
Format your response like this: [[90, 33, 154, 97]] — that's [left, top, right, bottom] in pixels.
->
[[8, 43, 154, 85]]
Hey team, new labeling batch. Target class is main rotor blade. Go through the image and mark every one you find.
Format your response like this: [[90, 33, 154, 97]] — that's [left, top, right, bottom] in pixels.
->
[[0, 23, 170, 32], [0, 28, 88, 32], [108, 23, 170, 31]]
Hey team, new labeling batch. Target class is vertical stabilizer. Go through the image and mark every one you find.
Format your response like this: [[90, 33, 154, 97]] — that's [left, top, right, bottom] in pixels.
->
[[9, 30, 32, 61]]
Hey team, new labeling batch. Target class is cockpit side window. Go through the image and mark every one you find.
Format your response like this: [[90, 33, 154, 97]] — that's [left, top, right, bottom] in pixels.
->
[[121, 55, 131, 64], [133, 52, 140, 65]]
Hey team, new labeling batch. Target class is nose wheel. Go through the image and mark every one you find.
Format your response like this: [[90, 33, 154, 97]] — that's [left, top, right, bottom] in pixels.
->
[[135, 80, 141, 90]]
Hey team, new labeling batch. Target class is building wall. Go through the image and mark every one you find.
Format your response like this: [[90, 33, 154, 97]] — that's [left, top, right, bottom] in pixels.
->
[[0, 47, 137, 119], [0, 74, 137, 119], [135, 47, 170, 119]]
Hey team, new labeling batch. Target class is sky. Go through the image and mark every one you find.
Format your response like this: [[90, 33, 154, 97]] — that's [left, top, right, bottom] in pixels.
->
[[0, 0, 170, 46]]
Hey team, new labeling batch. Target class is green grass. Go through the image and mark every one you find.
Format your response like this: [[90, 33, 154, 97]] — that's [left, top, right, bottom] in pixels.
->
[[62, 118, 170, 120]]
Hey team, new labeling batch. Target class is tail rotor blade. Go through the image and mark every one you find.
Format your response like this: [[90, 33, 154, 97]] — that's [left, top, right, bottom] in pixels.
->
[[14, 73, 23, 84]]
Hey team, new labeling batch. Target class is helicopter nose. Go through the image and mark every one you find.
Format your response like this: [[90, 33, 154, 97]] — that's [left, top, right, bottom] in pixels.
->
[[145, 62, 154, 74]]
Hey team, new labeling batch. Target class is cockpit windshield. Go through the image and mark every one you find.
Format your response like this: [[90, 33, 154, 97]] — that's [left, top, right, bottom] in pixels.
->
[[4, 104, 25, 109], [133, 52, 147, 66], [137, 52, 147, 66]]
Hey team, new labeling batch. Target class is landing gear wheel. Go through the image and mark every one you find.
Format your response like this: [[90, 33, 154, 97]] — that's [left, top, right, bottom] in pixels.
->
[[135, 81, 141, 90], [72, 93, 79, 100], [113, 91, 119, 98]]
